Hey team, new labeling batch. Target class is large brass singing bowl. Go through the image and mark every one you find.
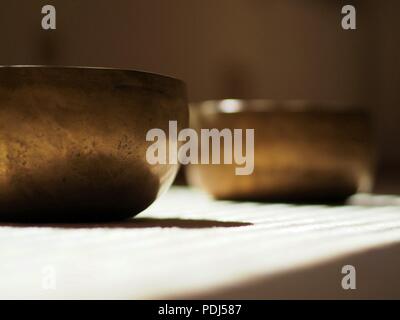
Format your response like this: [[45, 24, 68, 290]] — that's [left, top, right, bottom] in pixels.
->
[[0, 66, 187, 222], [187, 100, 374, 202]]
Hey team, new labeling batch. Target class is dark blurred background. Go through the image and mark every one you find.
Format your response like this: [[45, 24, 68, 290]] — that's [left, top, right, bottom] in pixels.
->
[[0, 0, 398, 189]]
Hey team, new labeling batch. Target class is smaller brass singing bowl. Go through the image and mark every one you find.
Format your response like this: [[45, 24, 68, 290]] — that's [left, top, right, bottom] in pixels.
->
[[0, 66, 188, 222], [187, 100, 374, 202]]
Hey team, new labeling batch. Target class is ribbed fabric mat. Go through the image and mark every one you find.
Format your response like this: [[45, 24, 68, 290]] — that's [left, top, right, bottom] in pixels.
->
[[1, 187, 400, 299]]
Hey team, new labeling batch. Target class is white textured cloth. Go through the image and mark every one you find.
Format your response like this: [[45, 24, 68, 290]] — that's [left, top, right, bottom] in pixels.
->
[[1, 187, 400, 299]]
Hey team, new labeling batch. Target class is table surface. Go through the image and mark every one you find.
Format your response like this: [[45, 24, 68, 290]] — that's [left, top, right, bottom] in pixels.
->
[[1, 187, 400, 299]]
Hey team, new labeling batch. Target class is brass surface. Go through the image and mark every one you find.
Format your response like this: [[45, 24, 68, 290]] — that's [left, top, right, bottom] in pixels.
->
[[187, 100, 374, 202], [0, 66, 187, 222]]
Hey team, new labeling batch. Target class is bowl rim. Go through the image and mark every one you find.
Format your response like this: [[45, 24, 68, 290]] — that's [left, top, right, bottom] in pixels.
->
[[190, 99, 368, 114], [0, 65, 185, 86]]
